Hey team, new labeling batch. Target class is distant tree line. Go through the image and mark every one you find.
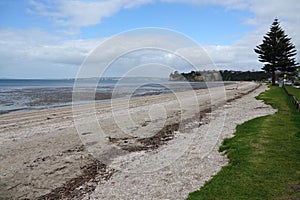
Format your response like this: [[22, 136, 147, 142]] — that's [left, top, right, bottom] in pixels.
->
[[220, 70, 272, 81], [169, 70, 271, 82]]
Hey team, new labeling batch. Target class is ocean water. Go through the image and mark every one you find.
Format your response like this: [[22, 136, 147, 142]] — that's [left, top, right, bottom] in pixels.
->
[[0, 79, 230, 114]]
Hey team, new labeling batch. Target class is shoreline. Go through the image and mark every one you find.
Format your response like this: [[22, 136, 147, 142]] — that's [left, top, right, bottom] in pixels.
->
[[0, 82, 275, 199], [0, 81, 235, 116]]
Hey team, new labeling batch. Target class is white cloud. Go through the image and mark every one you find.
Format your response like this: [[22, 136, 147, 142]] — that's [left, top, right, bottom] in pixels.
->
[[28, 0, 153, 28], [0, 28, 102, 78], [0, 28, 99, 64], [248, 0, 300, 25], [75, 29, 213, 78], [161, 0, 251, 10]]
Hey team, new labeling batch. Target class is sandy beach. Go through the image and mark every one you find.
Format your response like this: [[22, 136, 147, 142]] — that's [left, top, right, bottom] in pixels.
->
[[0, 82, 276, 199]]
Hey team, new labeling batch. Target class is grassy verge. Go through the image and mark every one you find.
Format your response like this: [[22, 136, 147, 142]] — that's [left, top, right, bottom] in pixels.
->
[[285, 86, 300, 101], [187, 86, 300, 200]]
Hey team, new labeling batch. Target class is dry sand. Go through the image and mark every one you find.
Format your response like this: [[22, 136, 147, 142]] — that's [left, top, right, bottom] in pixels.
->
[[0, 82, 276, 199]]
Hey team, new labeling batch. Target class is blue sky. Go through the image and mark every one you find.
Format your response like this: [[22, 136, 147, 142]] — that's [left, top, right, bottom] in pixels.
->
[[0, 0, 299, 78], [79, 3, 254, 44]]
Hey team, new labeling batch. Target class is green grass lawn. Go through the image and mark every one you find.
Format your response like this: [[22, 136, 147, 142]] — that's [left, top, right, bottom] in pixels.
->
[[286, 86, 300, 101], [187, 86, 300, 200]]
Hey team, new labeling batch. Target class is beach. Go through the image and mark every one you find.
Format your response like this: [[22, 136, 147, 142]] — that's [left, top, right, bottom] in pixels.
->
[[0, 82, 276, 199]]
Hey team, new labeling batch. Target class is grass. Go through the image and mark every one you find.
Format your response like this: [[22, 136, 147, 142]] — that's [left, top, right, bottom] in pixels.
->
[[187, 86, 300, 200], [285, 86, 300, 101]]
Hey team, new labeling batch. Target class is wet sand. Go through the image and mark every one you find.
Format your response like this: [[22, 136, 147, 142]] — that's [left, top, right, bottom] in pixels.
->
[[0, 82, 276, 199]]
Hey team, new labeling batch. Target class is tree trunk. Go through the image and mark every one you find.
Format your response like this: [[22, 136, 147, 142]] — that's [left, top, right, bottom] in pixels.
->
[[272, 71, 276, 85]]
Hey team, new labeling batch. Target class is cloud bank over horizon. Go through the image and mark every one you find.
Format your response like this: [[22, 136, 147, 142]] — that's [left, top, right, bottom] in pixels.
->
[[0, 0, 299, 78]]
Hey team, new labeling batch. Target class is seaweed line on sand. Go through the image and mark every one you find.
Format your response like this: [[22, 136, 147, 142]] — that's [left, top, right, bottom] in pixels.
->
[[36, 159, 115, 200]]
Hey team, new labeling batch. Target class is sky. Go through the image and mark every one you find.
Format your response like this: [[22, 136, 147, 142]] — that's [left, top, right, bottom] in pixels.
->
[[0, 0, 299, 79]]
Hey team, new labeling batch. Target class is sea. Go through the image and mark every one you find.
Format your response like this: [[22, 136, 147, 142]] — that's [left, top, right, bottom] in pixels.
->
[[0, 78, 232, 114]]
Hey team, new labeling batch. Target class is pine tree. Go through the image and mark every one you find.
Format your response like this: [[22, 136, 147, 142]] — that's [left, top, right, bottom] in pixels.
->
[[254, 18, 298, 85]]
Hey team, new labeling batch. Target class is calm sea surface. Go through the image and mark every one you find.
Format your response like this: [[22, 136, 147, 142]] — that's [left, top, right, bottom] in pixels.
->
[[0, 79, 232, 114]]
